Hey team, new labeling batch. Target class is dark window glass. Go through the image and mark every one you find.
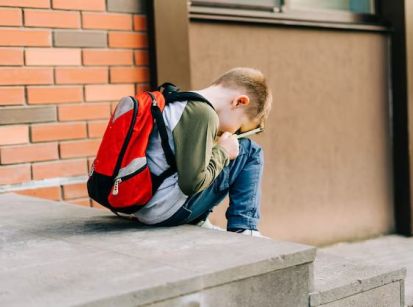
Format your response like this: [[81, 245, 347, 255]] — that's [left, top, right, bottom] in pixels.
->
[[286, 0, 374, 14]]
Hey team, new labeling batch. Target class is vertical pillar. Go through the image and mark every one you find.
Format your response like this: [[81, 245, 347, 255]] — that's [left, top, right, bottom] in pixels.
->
[[150, 0, 191, 90], [379, 0, 413, 235], [405, 0, 413, 235]]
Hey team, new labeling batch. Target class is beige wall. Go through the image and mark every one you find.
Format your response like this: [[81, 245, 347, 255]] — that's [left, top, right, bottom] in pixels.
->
[[189, 22, 394, 246]]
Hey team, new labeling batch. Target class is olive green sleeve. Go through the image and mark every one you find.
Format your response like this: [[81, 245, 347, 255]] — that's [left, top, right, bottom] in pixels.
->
[[172, 100, 230, 196]]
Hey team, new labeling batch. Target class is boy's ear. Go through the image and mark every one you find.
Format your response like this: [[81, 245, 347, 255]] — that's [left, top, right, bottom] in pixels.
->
[[233, 95, 250, 108]]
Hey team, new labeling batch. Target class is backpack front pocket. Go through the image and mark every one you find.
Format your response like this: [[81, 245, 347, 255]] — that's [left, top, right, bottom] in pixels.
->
[[108, 157, 153, 211]]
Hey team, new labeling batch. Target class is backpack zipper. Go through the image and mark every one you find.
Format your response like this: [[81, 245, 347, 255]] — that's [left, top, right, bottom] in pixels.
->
[[112, 164, 147, 196], [112, 178, 121, 195], [112, 96, 138, 193], [89, 161, 95, 176]]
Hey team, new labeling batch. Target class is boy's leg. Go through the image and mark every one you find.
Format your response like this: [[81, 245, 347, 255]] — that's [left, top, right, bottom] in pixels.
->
[[184, 138, 264, 231], [148, 138, 263, 230]]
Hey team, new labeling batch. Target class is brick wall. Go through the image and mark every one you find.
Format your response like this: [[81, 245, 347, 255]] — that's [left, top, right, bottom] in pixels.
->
[[0, 0, 150, 208]]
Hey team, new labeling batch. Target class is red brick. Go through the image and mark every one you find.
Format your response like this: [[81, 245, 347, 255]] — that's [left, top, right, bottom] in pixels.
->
[[70, 198, 91, 207], [108, 32, 147, 48], [55, 67, 108, 84], [52, 0, 105, 11], [83, 12, 132, 30], [0, 28, 50, 46], [110, 67, 149, 83], [0, 142, 58, 164], [0, 164, 30, 184], [85, 84, 135, 101], [83, 49, 133, 66], [0, 125, 28, 145], [0, 68, 53, 85], [17, 186, 61, 201], [62, 183, 88, 199], [0, 8, 22, 26], [25, 48, 81, 66], [0, 87, 25, 105], [58, 103, 111, 121], [0, 0, 49, 8], [134, 50, 149, 65], [31, 122, 87, 142], [0, 48, 23, 65], [28, 86, 83, 104], [32, 158, 87, 180], [59, 139, 100, 158], [87, 120, 107, 138], [133, 15, 146, 31], [24, 9, 80, 28]]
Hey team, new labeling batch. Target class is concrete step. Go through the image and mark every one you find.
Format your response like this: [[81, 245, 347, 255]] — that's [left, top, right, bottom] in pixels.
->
[[310, 251, 406, 307], [321, 234, 413, 307], [0, 193, 316, 307]]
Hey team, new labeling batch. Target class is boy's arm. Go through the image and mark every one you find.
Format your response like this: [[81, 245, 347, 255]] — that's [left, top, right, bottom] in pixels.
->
[[172, 100, 230, 196]]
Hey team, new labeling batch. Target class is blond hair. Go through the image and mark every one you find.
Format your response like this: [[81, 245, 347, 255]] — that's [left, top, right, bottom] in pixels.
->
[[212, 67, 272, 127]]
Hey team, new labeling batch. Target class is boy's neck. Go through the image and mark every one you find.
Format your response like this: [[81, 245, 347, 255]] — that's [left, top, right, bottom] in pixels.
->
[[190, 85, 238, 113]]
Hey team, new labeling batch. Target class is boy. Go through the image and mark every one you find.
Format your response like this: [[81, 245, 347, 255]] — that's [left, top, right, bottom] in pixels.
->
[[133, 67, 272, 238]]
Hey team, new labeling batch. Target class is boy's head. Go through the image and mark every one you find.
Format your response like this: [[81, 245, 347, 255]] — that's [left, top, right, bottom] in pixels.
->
[[210, 67, 272, 134]]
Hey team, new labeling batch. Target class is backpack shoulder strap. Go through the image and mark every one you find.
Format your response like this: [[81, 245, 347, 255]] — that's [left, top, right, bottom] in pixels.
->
[[158, 82, 215, 111], [166, 92, 215, 111], [147, 90, 178, 193], [147, 91, 176, 170]]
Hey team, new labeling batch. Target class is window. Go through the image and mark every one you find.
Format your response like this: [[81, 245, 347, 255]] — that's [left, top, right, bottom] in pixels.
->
[[189, 0, 382, 28], [286, 0, 375, 14]]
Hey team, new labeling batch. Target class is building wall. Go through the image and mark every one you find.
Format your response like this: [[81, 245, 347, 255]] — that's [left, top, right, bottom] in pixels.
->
[[188, 21, 395, 245], [0, 0, 149, 207]]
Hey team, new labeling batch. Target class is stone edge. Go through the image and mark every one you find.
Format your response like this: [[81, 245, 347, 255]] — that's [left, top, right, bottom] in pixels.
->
[[309, 254, 407, 306]]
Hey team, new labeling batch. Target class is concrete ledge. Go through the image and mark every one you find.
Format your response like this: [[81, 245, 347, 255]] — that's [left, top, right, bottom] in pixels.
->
[[141, 264, 310, 307], [321, 234, 413, 307], [310, 251, 406, 306], [0, 193, 316, 306], [313, 281, 403, 307]]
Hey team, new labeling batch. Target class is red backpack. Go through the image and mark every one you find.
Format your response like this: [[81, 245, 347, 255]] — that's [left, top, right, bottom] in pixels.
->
[[87, 83, 213, 215]]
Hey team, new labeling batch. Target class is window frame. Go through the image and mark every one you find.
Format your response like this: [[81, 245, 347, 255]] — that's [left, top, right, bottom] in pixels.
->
[[191, 0, 282, 12], [189, 0, 388, 32]]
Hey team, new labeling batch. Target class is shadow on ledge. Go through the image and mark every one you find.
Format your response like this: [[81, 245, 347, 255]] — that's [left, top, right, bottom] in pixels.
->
[[26, 215, 181, 238]]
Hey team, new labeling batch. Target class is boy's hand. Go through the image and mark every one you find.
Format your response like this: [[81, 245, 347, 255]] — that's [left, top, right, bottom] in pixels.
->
[[217, 132, 239, 160]]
